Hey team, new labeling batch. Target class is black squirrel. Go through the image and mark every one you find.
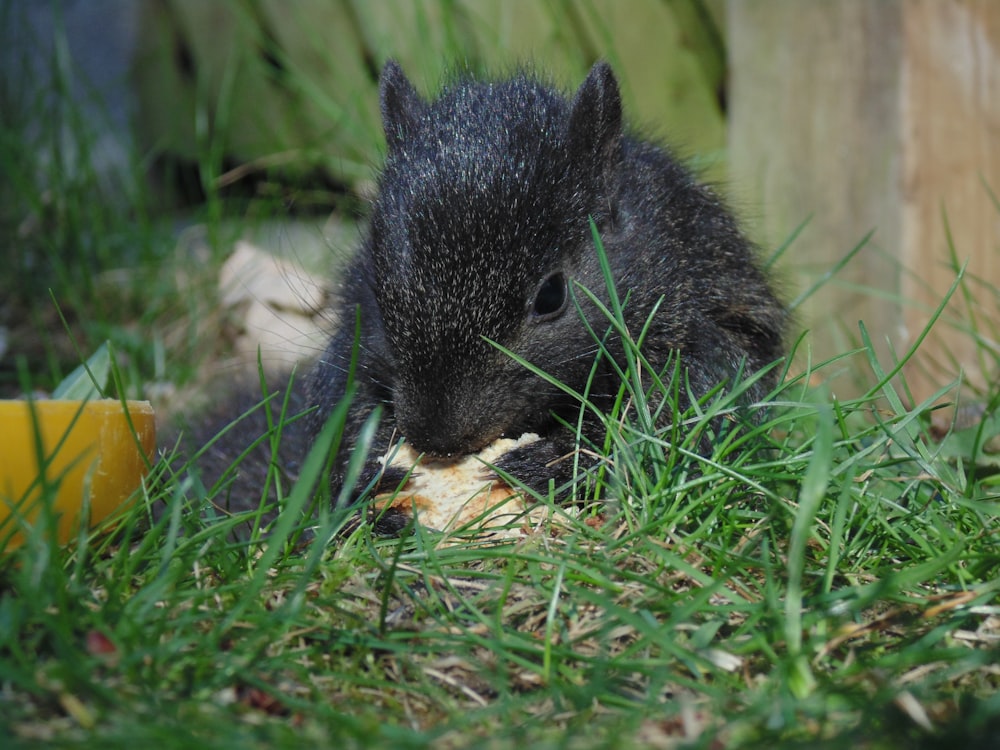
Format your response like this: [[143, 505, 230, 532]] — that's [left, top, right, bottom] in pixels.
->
[[177, 61, 787, 517]]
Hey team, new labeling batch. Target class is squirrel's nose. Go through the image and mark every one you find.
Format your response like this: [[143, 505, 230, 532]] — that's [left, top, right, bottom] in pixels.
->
[[397, 410, 499, 459], [404, 429, 491, 459], [394, 384, 505, 457]]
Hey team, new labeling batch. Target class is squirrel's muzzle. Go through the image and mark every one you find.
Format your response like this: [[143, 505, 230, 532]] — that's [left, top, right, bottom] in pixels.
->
[[394, 389, 507, 459]]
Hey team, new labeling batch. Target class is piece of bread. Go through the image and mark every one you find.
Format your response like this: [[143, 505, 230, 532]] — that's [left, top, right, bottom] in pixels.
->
[[373, 433, 546, 537]]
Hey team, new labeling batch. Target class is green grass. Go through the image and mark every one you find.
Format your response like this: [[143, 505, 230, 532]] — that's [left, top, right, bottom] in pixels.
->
[[2, 6, 999, 749], [3, 250, 999, 748]]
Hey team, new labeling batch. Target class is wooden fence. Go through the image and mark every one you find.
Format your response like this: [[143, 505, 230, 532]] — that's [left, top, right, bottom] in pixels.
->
[[728, 0, 1000, 407]]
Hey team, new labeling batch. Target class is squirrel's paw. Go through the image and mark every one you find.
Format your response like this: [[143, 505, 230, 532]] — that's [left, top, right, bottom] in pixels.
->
[[370, 464, 413, 495], [488, 439, 582, 497], [335, 463, 412, 503]]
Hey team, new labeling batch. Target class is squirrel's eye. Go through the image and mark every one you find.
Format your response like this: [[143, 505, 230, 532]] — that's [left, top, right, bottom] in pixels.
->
[[532, 272, 568, 320]]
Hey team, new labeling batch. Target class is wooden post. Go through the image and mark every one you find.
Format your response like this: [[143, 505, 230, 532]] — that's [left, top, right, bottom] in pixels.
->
[[728, 0, 1000, 405], [899, 1, 1000, 402]]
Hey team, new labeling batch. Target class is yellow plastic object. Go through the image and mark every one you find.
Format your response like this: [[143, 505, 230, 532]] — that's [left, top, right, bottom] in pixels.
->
[[0, 399, 156, 550]]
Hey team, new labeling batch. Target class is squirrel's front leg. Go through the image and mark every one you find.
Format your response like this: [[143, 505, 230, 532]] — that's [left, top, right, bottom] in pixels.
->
[[322, 399, 412, 505], [490, 434, 596, 498]]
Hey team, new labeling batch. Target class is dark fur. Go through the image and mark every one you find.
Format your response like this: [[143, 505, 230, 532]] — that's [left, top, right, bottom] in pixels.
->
[[177, 61, 787, 515]]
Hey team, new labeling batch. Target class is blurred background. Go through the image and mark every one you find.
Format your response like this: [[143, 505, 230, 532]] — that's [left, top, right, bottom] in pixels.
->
[[1, 0, 997, 413]]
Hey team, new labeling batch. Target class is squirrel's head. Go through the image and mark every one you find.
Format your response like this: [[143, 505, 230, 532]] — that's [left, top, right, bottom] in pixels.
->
[[366, 61, 624, 457]]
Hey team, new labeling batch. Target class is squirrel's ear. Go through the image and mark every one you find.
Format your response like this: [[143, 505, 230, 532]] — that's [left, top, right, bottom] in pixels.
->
[[567, 62, 623, 175], [379, 60, 427, 152]]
